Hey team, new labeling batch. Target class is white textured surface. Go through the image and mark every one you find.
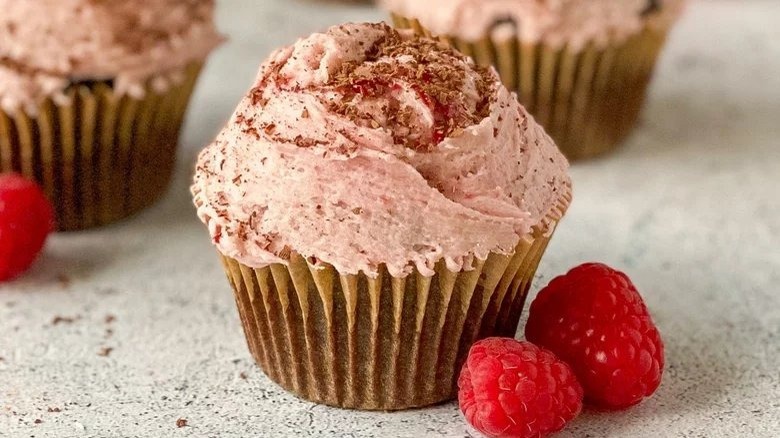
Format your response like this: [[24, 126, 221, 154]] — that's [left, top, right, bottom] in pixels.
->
[[1, 1, 779, 437]]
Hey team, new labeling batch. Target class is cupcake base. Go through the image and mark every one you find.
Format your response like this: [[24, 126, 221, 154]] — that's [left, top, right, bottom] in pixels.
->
[[0, 63, 203, 231], [219, 193, 570, 410], [392, 14, 670, 161]]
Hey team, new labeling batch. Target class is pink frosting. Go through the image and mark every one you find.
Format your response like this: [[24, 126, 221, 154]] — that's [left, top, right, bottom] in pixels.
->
[[192, 23, 571, 278], [381, 0, 686, 49], [0, 0, 222, 114]]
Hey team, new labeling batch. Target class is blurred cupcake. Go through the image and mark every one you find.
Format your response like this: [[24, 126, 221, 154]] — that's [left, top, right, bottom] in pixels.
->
[[0, 0, 222, 230], [308, 0, 372, 3], [382, 0, 686, 160], [193, 23, 571, 410]]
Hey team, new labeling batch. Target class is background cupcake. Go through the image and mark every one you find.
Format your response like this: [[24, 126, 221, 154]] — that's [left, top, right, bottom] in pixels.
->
[[192, 22, 571, 410], [382, 0, 686, 160], [0, 0, 222, 230]]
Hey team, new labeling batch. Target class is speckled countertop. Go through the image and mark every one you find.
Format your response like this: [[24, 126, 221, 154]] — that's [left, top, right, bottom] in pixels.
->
[[1, 1, 779, 437]]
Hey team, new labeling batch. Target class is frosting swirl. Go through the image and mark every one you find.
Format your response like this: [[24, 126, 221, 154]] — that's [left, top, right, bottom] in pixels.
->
[[0, 0, 222, 113], [192, 23, 571, 278]]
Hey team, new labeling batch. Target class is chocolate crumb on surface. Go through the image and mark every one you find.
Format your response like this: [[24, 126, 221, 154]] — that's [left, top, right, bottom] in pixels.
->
[[34, 419, 42, 424], [51, 315, 79, 326], [47, 407, 61, 413], [176, 418, 188, 428], [56, 273, 71, 287], [97, 347, 114, 357]]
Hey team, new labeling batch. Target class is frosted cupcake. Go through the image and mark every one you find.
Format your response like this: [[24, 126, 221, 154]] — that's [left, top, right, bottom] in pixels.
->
[[192, 23, 571, 410], [382, 0, 686, 160], [0, 0, 222, 230]]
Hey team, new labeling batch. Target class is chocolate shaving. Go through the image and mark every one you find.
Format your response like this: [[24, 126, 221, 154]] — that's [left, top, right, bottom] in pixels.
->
[[324, 24, 494, 151], [277, 246, 292, 260], [249, 86, 268, 107], [51, 315, 79, 325], [642, 0, 662, 16]]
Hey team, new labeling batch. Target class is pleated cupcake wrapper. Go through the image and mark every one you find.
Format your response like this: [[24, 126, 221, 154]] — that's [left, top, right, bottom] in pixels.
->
[[392, 14, 671, 160], [0, 63, 203, 231], [219, 192, 571, 411]]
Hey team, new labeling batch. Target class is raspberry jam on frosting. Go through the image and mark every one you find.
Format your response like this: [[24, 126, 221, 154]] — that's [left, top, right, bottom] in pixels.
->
[[192, 23, 571, 278]]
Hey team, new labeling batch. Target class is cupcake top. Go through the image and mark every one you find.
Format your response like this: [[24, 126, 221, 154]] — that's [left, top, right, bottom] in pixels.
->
[[192, 23, 571, 278], [381, 0, 686, 48], [0, 0, 222, 113]]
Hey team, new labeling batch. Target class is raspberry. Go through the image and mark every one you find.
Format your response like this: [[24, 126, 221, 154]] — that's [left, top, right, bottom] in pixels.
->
[[458, 338, 583, 438], [0, 173, 55, 281], [525, 263, 664, 409]]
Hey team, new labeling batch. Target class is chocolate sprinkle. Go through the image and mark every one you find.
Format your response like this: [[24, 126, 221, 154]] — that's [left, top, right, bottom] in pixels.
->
[[642, 0, 662, 16]]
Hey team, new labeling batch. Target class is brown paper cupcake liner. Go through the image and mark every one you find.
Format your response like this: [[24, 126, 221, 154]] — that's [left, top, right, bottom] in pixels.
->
[[392, 14, 671, 161], [218, 192, 571, 410], [0, 63, 203, 231]]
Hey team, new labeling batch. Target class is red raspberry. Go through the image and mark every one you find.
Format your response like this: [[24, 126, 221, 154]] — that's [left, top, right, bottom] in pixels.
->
[[458, 338, 583, 438], [0, 173, 55, 281], [525, 263, 664, 409]]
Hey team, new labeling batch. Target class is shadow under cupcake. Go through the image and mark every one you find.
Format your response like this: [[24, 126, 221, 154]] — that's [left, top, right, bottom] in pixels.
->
[[0, 0, 222, 230]]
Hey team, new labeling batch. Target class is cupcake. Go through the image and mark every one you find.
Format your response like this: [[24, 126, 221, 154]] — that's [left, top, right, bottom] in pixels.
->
[[382, 0, 686, 160], [0, 0, 222, 230], [192, 23, 571, 410]]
